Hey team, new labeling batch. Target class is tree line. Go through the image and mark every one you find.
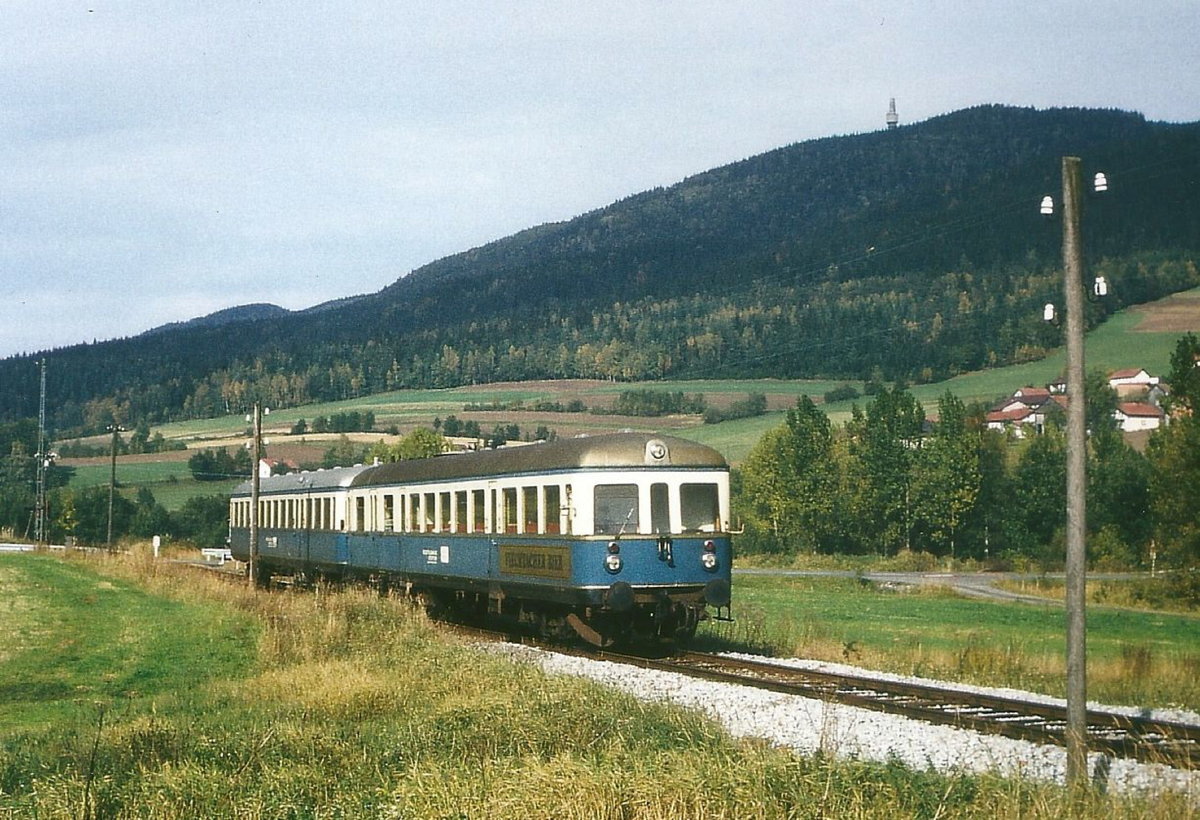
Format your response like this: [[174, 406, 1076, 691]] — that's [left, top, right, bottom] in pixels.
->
[[736, 334, 1200, 602], [4, 336, 1197, 582]]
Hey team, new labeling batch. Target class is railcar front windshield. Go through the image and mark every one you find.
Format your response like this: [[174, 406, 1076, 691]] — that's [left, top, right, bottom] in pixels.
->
[[681, 483, 720, 532], [594, 484, 639, 535], [592, 479, 724, 535]]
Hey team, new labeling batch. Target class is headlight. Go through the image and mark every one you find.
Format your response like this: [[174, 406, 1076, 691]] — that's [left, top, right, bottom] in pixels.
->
[[701, 552, 718, 571], [605, 553, 623, 573]]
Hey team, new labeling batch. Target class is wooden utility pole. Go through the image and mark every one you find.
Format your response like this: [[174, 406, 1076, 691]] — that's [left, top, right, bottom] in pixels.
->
[[1061, 155, 1089, 789], [106, 424, 123, 550], [34, 359, 48, 547], [249, 402, 262, 587]]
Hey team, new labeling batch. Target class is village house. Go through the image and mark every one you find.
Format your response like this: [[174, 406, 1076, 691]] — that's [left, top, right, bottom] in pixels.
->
[[987, 368, 1169, 437], [985, 386, 1065, 438], [1113, 402, 1167, 432], [1108, 367, 1169, 405], [1108, 367, 1158, 393]]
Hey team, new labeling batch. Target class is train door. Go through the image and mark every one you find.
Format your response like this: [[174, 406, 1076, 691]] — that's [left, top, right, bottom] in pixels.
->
[[486, 481, 498, 578], [650, 482, 673, 567], [650, 482, 670, 533]]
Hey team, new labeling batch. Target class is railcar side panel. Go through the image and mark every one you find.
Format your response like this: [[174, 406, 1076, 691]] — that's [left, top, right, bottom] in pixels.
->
[[229, 434, 733, 644]]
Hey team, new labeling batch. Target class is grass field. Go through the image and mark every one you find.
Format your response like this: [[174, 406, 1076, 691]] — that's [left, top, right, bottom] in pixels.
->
[[61, 459, 240, 512], [1, 550, 1191, 818], [700, 574, 1200, 712], [0, 552, 257, 732]]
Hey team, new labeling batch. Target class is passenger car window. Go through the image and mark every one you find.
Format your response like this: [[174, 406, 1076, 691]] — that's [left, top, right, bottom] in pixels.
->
[[544, 485, 562, 534]]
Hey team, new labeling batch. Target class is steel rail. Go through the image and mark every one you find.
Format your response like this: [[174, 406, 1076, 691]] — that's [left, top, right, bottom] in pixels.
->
[[588, 649, 1200, 770]]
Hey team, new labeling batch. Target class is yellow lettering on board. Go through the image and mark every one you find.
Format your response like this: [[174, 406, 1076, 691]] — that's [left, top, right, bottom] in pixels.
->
[[498, 545, 572, 580]]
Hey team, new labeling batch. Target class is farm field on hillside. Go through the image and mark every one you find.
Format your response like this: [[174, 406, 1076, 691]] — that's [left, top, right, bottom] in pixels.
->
[[56, 284, 1200, 508], [59, 457, 239, 511]]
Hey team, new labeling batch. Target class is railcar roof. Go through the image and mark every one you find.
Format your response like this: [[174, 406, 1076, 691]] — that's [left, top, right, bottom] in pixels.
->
[[232, 464, 371, 497], [353, 432, 726, 488]]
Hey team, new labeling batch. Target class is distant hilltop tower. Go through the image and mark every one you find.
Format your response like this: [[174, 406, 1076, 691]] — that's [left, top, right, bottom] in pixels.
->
[[886, 98, 899, 130]]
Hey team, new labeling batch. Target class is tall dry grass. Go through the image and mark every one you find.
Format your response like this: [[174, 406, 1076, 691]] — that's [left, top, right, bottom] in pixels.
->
[[1, 549, 1195, 818]]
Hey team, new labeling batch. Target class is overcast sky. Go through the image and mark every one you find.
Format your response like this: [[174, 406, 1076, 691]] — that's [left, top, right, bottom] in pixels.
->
[[2, 2, 1197, 358]]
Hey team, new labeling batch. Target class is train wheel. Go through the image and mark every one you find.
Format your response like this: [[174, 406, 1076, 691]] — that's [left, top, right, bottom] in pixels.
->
[[414, 590, 446, 620], [671, 603, 702, 647], [252, 562, 274, 589]]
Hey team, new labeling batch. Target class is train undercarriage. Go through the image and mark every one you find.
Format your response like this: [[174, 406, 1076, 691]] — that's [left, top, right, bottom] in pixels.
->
[[253, 559, 724, 650]]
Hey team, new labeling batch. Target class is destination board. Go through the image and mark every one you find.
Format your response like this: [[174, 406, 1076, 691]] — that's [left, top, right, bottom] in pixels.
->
[[498, 544, 572, 580]]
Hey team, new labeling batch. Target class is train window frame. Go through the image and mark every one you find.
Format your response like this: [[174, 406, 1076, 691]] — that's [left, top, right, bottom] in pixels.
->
[[438, 491, 451, 533], [680, 482, 721, 533], [407, 493, 419, 532], [594, 483, 639, 536], [421, 492, 435, 532], [650, 482, 670, 534], [383, 494, 394, 532], [472, 488, 485, 533], [522, 486, 538, 534], [455, 491, 468, 533], [502, 487, 518, 534], [544, 484, 561, 534]]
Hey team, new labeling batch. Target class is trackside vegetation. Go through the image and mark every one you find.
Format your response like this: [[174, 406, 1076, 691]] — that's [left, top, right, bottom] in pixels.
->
[[2, 551, 1194, 818], [704, 574, 1200, 711]]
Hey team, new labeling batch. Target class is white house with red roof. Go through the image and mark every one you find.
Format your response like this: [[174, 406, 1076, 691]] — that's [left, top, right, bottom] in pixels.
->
[[1012, 386, 1052, 403], [985, 387, 1063, 437], [1113, 402, 1166, 432], [1108, 368, 1157, 389], [986, 381, 1167, 436], [1108, 368, 1168, 404], [985, 406, 1038, 437]]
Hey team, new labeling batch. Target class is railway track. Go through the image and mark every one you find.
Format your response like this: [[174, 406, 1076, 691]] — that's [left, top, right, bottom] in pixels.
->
[[582, 649, 1200, 770], [200, 569, 1200, 771]]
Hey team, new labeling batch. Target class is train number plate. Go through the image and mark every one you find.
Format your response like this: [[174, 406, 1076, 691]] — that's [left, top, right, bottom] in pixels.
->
[[499, 544, 572, 580]]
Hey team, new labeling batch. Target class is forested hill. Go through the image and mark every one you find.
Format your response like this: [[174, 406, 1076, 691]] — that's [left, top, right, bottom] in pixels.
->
[[4, 104, 1200, 433]]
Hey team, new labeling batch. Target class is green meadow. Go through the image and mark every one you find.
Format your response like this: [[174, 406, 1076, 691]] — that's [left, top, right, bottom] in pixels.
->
[[0, 553, 257, 732], [704, 573, 1200, 711], [1, 551, 1191, 818]]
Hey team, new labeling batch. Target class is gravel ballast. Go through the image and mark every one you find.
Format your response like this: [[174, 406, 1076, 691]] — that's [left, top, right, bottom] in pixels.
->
[[483, 642, 1200, 799]]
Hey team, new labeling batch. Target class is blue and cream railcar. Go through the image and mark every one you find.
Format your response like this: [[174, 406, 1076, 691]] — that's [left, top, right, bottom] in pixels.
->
[[228, 432, 732, 645]]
